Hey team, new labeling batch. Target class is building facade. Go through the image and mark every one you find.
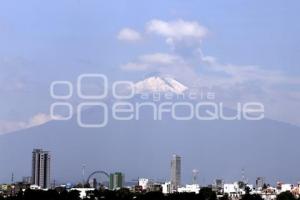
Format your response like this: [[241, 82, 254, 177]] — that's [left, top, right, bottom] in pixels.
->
[[109, 172, 124, 190], [31, 149, 51, 189], [170, 154, 181, 192], [256, 177, 265, 190], [138, 178, 149, 190], [178, 184, 200, 194]]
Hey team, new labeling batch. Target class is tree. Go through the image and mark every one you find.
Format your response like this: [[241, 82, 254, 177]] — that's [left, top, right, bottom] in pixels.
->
[[115, 188, 132, 200], [143, 192, 164, 200], [241, 193, 263, 200], [219, 194, 229, 200], [277, 191, 296, 200], [66, 190, 81, 200], [198, 187, 217, 200]]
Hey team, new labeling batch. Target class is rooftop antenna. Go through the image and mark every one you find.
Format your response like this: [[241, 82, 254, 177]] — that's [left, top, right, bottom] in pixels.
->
[[242, 168, 248, 184], [82, 164, 86, 184], [11, 172, 14, 184], [192, 169, 199, 184]]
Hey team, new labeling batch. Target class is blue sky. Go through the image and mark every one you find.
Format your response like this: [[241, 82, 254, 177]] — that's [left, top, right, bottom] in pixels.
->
[[0, 0, 300, 133]]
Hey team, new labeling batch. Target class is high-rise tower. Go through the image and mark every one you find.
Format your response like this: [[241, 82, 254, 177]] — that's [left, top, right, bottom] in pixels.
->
[[170, 154, 181, 192], [109, 172, 124, 190], [31, 149, 51, 189]]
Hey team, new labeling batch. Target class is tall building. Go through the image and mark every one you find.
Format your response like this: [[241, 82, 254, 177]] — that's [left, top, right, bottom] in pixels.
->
[[256, 177, 265, 190], [31, 149, 51, 189], [109, 172, 124, 190], [214, 179, 224, 189], [170, 154, 181, 191]]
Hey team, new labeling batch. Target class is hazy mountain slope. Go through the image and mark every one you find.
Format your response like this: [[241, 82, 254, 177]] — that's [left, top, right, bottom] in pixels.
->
[[0, 77, 299, 185], [0, 103, 299, 185]]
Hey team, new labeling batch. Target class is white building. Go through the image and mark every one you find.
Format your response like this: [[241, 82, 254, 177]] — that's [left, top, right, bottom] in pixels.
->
[[224, 182, 244, 198], [138, 178, 149, 190], [162, 182, 171, 194], [280, 184, 293, 193], [247, 184, 254, 193], [178, 184, 200, 194], [30, 185, 41, 190], [70, 188, 94, 199]]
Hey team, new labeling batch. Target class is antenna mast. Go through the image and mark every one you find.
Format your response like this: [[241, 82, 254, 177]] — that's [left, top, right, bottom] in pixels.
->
[[192, 169, 199, 184]]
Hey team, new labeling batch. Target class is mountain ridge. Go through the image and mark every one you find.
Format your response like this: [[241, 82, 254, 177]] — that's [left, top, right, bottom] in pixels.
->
[[1, 78, 300, 185], [134, 76, 188, 94]]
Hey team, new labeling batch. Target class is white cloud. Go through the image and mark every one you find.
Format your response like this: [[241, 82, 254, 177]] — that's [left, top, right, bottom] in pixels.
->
[[119, 19, 300, 126], [121, 53, 187, 73], [120, 62, 150, 71], [198, 51, 300, 88], [29, 113, 53, 127], [146, 19, 208, 46], [117, 19, 208, 47], [0, 113, 55, 135], [121, 52, 199, 83], [120, 20, 300, 89], [0, 121, 27, 135], [139, 53, 184, 65], [117, 28, 142, 41]]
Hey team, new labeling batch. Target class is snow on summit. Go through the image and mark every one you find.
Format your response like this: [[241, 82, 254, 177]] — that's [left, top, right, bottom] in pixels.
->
[[134, 76, 188, 94]]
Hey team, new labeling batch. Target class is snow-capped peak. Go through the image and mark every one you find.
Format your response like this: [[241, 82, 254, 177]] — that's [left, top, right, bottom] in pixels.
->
[[134, 76, 188, 94]]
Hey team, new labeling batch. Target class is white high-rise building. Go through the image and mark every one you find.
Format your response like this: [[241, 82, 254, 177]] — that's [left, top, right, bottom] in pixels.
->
[[31, 149, 51, 189], [170, 154, 181, 192]]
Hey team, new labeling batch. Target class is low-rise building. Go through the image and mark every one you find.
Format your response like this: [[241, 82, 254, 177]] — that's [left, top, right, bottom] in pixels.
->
[[178, 184, 200, 194], [162, 182, 171, 194], [138, 178, 149, 190], [280, 184, 293, 193], [70, 188, 94, 199]]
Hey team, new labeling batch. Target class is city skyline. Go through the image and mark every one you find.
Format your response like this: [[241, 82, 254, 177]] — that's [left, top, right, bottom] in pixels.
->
[[1, 149, 298, 189], [0, 1, 300, 198]]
